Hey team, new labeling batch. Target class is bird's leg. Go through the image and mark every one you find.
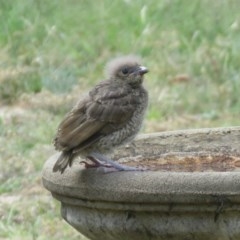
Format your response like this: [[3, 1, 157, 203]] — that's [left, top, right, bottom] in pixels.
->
[[88, 152, 147, 171], [80, 156, 112, 168]]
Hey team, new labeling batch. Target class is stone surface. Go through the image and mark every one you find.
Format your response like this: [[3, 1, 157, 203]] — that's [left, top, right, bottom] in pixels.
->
[[42, 126, 240, 240]]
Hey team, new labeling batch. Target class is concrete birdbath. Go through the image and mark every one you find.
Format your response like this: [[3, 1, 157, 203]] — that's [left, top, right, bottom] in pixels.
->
[[42, 126, 240, 240]]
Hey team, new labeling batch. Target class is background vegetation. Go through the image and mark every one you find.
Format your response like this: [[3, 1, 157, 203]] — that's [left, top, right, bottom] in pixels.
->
[[0, 0, 239, 239]]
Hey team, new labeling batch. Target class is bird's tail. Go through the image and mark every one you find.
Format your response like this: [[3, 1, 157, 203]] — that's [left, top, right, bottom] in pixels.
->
[[53, 151, 74, 173]]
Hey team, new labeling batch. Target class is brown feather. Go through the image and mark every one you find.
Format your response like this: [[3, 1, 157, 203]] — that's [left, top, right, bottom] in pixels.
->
[[54, 81, 136, 152], [53, 55, 148, 173]]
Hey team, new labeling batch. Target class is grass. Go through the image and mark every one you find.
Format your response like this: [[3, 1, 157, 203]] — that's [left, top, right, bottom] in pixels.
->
[[0, 0, 240, 239]]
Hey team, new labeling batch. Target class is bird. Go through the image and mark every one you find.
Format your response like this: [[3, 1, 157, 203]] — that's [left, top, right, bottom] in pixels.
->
[[52, 55, 149, 173]]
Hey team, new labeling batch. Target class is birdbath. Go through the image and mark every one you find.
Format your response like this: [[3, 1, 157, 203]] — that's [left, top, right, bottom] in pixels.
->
[[42, 126, 240, 240]]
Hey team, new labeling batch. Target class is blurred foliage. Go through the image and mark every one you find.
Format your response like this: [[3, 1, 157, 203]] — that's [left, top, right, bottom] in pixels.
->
[[0, 0, 240, 239]]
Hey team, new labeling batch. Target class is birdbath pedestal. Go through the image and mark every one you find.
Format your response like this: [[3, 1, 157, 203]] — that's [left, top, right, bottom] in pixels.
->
[[42, 127, 240, 240]]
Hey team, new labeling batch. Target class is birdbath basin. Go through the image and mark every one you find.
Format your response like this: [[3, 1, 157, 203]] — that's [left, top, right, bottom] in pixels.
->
[[42, 127, 240, 240]]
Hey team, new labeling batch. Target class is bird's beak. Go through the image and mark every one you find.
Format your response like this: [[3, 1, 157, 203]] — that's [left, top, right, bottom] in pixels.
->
[[138, 66, 149, 75]]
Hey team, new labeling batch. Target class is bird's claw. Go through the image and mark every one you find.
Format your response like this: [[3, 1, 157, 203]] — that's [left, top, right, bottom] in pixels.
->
[[82, 153, 149, 172], [80, 157, 112, 169], [80, 161, 100, 168]]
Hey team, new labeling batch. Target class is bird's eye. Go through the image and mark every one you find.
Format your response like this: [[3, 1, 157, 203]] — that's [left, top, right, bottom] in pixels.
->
[[121, 68, 129, 75]]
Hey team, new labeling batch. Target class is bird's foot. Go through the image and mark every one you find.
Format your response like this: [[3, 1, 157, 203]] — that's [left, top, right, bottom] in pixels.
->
[[80, 161, 100, 168], [86, 152, 148, 172], [80, 156, 112, 169]]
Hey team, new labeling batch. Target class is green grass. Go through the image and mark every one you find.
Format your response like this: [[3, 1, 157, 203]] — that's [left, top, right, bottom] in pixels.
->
[[0, 0, 240, 239]]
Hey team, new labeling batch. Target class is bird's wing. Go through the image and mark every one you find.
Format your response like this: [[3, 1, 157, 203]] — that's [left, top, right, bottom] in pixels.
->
[[54, 81, 139, 151], [88, 81, 140, 124], [53, 101, 106, 151]]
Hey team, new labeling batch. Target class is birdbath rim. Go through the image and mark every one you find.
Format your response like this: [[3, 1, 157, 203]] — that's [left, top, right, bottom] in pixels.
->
[[42, 126, 240, 204]]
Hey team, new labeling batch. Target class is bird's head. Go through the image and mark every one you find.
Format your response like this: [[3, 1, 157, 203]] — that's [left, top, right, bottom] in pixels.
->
[[105, 55, 148, 87]]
